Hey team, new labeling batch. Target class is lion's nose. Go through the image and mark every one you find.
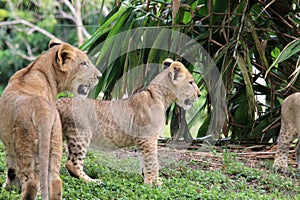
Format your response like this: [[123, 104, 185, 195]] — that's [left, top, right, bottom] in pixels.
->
[[197, 90, 201, 97], [96, 72, 102, 80]]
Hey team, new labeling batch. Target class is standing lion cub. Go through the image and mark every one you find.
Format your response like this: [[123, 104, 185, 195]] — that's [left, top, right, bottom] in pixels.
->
[[273, 92, 300, 173], [57, 59, 200, 186], [0, 39, 101, 200]]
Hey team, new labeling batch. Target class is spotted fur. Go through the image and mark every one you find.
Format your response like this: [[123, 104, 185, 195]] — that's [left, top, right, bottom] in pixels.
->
[[273, 92, 300, 173], [57, 59, 200, 185]]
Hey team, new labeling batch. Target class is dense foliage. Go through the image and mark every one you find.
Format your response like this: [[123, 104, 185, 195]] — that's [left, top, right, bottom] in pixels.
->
[[0, 0, 113, 91], [82, 0, 300, 143], [1, 0, 300, 143]]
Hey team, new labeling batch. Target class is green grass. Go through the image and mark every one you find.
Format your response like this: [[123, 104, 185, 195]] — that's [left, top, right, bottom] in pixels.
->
[[0, 143, 299, 200]]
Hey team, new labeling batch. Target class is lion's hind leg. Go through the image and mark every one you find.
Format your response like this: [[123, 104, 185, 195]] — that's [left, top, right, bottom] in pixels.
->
[[273, 123, 297, 173], [14, 121, 38, 200], [3, 150, 21, 189]]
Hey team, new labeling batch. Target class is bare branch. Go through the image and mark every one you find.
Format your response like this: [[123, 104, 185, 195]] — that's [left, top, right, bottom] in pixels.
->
[[61, 0, 91, 42], [56, 8, 91, 39], [82, 26, 91, 39], [0, 19, 56, 39], [75, 0, 84, 45], [5, 41, 36, 61], [102, 5, 109, 16], [57, 8, 76, 22], [22, 38, 34, 58], [61, 0, 77, 17]]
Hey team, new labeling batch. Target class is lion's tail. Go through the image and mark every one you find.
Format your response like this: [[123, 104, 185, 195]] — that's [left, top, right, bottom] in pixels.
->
[[38, 123, 51, 200], [38, 112, 62, 200]]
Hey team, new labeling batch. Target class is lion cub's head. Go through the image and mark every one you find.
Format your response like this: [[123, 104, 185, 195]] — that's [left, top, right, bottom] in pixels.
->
[[49, 39, 101, 98], [164, 59, 201, 110]]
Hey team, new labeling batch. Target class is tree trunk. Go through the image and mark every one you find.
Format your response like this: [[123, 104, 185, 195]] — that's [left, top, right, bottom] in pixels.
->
[[75, 0, 84, 46]]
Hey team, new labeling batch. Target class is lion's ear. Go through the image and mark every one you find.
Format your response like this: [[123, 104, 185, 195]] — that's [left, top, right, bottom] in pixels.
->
[[56, 44, 76, 72], [49, 38, 64, 48], [162, 58, 174, 69], [169, 61, 186, 84]]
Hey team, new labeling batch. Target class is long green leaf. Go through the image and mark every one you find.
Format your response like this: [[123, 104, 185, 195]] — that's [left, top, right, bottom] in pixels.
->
[[266, 39, 300, 76], [147, 29, 171, 64], [197, 113, 211, 138], [237, 55, 255, 118], [96, 7, 134, 67], [81, 5, 132, 50]]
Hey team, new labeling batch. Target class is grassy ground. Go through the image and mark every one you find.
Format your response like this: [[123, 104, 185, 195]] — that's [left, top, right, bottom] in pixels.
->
[[0, 142, 299, 200]]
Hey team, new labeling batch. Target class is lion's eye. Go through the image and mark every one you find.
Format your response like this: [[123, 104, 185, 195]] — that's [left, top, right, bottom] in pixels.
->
[[81, 61, 88, 67]]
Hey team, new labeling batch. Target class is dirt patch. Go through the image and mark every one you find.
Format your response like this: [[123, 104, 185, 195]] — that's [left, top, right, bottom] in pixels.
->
[[110, 141, 298, 172]]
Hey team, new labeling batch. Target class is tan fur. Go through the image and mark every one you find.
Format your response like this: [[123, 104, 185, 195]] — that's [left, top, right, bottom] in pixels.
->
[[273, 92, 300, 173], [0, 39, 101, 200], [57, 59, 200, 185]]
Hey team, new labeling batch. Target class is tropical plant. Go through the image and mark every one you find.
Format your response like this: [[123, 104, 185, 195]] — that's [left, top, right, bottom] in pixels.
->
[[82, 0, 300, 144]]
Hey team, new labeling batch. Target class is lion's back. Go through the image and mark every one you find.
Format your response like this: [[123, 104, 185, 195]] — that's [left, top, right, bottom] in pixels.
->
[[281, 92, 300, 130]]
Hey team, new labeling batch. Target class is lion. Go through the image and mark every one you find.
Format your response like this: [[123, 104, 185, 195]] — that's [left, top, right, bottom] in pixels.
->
[[56, 59, 201, 186], [273, 92, 300, 173], [0, 39, 101, 200]]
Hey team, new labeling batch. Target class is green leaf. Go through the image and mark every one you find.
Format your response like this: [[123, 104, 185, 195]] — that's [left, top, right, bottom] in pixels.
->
[[188, 97, 206, 129], [267, 39, 300, 76], [274, 39, 300, 64], [81, 5, 132, 50], [147, 29, 171, 65], [271, 47, 281, 60], [183, 11, 192, 24], [95, 7, 135, 67], [197, 113, 211, 138], [237, 55, 255, 118], [0, 9, 8, 21]]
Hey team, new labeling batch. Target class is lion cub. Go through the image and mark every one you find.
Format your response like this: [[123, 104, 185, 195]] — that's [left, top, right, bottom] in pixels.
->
[[273, 92, 300, 173], [57, 59, 200, 186], [0, 39, 101, 200]]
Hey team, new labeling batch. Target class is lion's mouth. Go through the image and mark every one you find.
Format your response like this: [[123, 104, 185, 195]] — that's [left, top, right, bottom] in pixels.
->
[[184, 99, 194, 106], [77, 85, 90, 96]]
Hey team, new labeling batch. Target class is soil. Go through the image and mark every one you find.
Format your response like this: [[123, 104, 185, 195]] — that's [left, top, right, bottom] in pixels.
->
[[112, 140, 299, 173]]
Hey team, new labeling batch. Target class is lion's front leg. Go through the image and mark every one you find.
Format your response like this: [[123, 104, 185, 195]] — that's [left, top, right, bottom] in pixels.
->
[[137, 137, 162, 186], [295, 139, 300, 169], [65, 129, 100, 184], [273, 124, 296, 173]]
